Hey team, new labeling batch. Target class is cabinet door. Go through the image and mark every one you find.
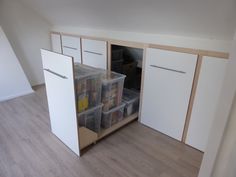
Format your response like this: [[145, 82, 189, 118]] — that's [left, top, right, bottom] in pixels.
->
[[41, 49, 80, 156], [51, 33, 62, 53], [186, 57, 228, 151], [82, 39, 107, 69], [62, 35, 82, 63], [141, 48, 197, 141]]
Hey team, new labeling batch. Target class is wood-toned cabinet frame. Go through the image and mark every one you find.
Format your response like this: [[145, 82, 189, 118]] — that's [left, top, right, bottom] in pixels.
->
[[50, 31, 229, 147]]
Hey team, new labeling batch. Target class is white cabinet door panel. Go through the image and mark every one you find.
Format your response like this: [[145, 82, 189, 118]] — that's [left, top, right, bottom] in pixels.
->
[[141, 48, 197, 141], [51, 33, 62, 53], [62, 35, 81, 63], [62, 35, 81, 49], [186, 57, 228, 151], [82, 39, 107, 69], [62, 47, 81, 63], [82, 39, 106, 55], [41, 49, 80, 156], [82, 52, 107, 69]]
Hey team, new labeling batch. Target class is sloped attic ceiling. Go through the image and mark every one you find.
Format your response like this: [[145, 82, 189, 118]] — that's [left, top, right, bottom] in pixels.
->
[[18, 0, 236, 40]]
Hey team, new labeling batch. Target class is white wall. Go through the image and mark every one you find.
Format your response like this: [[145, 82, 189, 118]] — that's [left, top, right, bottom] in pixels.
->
[[210, 32, 236, 177], [212, 93, 236, 177], [53, 26, 232, 52], [0, 0, 234, 86], [0, 27, 33, 101], [18, 0, 236, 41], [0, 0, 51, 86], [198, 32, 236, 177], [0, 0, 232, 87]]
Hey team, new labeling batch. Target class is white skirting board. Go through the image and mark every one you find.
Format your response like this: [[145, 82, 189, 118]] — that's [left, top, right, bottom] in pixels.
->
[[0, 26, 33, 101]]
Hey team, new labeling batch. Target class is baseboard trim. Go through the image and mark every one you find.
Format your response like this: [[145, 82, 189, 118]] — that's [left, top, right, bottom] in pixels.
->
[[0, 89, 34, 102]]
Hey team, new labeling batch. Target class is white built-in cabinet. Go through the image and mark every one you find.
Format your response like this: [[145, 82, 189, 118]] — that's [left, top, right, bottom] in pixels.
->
[[140, 48, 197, 141], [61, 35, 82, 63], [82, 39, 107, 69], [49, 32, 228, 153], [50, 33, 107, 69], [186, 56, 228, 151]]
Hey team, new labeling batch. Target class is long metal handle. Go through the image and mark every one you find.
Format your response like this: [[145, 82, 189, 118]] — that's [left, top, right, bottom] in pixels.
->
[[150, 65, 186, 74], [44, 69, 68, 79], [63, 46, 77, 50], [84, 50, 103, 56]]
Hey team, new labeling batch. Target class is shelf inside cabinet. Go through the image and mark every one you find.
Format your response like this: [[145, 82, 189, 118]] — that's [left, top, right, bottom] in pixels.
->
[[98, 112, 138, 140], [79, 127, 98, 150], [79, 113, 138, 150]]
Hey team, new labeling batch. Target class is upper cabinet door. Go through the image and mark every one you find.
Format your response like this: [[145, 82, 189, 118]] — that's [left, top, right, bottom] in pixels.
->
[[61, 35, 82, 63], [82, 39, 107, 69], [140, 48, 197, 141], [41, 49, 80, 156], [51, 33, 62, 53], [186, 57, 228, 151]]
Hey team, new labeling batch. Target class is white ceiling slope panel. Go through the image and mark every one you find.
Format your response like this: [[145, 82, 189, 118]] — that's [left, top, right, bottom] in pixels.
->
[[17, 0, 236, 40]]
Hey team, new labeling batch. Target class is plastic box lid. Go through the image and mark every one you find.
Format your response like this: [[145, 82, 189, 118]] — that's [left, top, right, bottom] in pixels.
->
[[122, 88, 140, 105], [78, 103, 103, 116], [101, 71, 126, 85], [74, 64, 102, 80], [102, 102, 125, 115]]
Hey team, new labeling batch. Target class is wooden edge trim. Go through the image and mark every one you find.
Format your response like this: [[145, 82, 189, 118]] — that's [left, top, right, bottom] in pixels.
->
[[59, 33, 63, 53], [107, 42, 111, 71], [50, 33, 53, 51], [57, 32, 145, 48], [149, 44, 229, 59], [182, 55, 203, 142], [59, 32, 107, 42], [71, 57, 81, 156], [80, 37, 83, 64], [138, 47, 148, 121], [109, 39, 146, 49], [51, 31, 229, 59], [60, 32, 81, 38], [80, 35, 146, 49], [80, 35, 108, 42], [50, 31, 61, 35]]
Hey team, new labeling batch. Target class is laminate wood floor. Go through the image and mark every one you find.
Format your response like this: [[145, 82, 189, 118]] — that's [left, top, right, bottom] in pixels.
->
[[0, 85, 203, 177]]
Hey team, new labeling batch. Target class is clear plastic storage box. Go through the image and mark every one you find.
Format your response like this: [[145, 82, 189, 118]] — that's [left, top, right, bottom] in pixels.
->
[[122, 88, 140, 117], [78, 104, 103, 133], [101, 71, 126, 111], [101, 103, 125, 129], [74, 64, 102, 113]]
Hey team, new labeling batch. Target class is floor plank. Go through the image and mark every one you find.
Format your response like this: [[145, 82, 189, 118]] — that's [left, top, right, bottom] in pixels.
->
[[0, 85, 203, 177]]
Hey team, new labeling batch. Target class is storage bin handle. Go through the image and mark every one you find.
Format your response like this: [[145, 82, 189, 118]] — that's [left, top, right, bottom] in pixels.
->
[[84, 50, 103, 56], [150, 65, 186, 74], [43, 69, 68, 79]]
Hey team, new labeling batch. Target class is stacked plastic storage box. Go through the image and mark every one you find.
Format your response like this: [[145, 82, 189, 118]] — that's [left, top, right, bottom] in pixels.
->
[[101, 71, 126, 129], [74, 64, 103, 133], [122, 88, 140, 117]]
